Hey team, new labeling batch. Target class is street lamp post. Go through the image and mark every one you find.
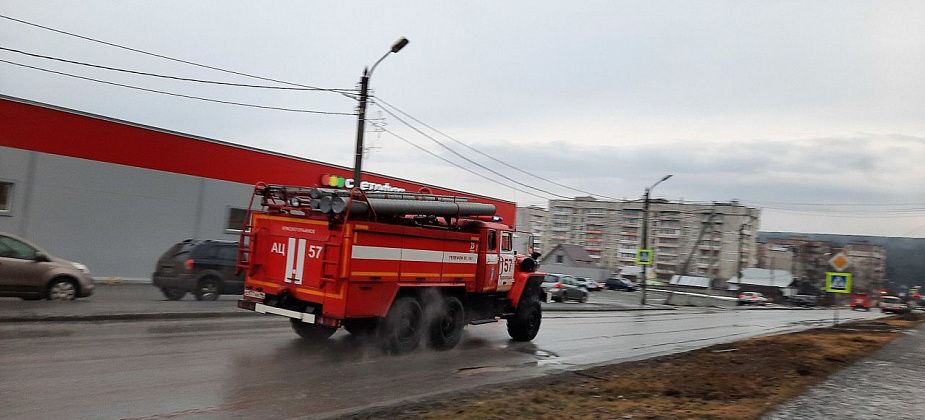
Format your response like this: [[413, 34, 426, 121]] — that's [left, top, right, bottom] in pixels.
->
[[640, 174, 672, 305], [352, 37, 409, 185]]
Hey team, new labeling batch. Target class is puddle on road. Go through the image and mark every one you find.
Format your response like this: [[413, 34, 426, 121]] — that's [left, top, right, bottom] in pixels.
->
[[456, 343, 565, 375]]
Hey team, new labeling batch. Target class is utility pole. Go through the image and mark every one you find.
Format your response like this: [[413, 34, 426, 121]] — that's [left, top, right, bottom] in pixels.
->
[[351, 37, 409, 186], [737, 222, 746, 282], [666, 210, 717, 305], [640, 188, 652, 305], [352, 71, 370, 184], [639, 174, 672, 306]]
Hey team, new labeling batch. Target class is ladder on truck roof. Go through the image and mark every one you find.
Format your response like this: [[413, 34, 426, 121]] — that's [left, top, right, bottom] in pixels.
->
[[253, 184, 499, 221], [235, 182, 266, 274]]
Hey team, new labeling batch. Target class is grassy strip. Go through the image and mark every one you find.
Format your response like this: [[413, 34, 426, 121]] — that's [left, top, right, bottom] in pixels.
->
[[346, 316, 922, 420]]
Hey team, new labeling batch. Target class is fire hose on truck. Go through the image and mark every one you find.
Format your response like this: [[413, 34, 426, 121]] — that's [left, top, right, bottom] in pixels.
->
[[236, 183, 546, 353]]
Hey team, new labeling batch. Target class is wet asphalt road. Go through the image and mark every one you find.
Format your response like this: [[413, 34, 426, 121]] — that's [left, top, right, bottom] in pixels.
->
[[0, 308, 883, 419]]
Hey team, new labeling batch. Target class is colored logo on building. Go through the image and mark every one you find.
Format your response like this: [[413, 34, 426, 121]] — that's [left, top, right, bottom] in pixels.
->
[[319, 174, 406, 192], [321, 174, 348, 188]]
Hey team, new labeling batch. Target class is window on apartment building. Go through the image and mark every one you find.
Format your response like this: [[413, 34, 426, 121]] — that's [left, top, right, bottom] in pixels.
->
[[556, 254, 564, 263], [226, 207, 247, 232], [0, 181, 12, 213]]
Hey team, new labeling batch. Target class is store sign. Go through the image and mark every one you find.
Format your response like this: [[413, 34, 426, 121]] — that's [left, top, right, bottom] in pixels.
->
[[320, 174, 406, 192]]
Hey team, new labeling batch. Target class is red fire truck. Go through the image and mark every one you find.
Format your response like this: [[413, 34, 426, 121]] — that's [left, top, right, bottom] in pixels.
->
[[236, 183, 546, 353]]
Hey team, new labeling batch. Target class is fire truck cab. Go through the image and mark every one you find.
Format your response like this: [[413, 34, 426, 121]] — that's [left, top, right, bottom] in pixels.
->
[[236, 184, 545, 353]]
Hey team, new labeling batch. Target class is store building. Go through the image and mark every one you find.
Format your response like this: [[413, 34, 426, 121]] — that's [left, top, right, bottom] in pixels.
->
[[0, 95, 515, 280]]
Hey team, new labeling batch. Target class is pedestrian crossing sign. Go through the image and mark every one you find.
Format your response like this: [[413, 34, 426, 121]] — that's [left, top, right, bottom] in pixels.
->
[[825, 272, 852, 294], [637, 248, 653, 265]]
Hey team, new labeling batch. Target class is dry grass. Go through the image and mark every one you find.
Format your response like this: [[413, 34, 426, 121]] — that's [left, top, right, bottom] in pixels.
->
[[347, 316, 923, 420]]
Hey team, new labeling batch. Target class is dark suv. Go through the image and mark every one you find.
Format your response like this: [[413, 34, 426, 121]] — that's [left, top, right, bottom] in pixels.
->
[[152, 239, 243, 301]]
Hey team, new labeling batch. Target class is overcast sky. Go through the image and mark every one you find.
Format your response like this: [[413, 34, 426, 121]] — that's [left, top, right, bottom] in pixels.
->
[[2, 1, 925, 237]]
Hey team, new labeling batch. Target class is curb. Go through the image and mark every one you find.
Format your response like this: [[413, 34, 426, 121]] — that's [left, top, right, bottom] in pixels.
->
[[0, 311, 259, 323], [542, 304, 674, 312], [0, 303, 674, 323]]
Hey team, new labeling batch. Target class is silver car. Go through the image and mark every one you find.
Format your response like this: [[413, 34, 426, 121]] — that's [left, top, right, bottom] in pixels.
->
[[0, 232, 95, 301]]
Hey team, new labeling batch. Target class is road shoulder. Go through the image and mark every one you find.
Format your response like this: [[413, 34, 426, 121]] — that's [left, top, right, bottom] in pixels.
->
[[338, 316, 922, 420]]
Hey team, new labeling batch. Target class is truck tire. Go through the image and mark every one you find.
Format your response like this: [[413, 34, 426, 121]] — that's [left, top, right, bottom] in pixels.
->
[[428, 296, 465, 351], [379, 296, 424, 354], [290, 319, 336, 341], [507, 299, 542, 342]]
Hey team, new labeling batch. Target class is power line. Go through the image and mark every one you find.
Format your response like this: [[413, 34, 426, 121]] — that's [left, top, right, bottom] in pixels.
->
[[375, 97, 620, 200], [0, 46, 358, 93], [0, 59, 356, 116], [754, 204, 925, 214], [761, 207, 925, 219], [747, 200, 925, 207], [0, 13, 356, 99], [376, 125, 552, 200], [374, 102, 571, 199]]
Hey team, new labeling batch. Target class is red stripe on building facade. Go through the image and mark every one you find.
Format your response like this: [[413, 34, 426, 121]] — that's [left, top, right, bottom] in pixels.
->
[[0, 96, 516, 223]]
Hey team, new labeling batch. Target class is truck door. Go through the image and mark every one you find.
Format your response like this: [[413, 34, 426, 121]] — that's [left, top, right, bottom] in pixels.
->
[[480, 229, 499, 292]]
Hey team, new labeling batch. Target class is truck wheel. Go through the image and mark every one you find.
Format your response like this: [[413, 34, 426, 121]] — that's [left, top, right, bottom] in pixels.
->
[[290, 319, 336, 341], [428, 296, 465, 351], [379, 296, 424, 354], [507, 299, 542, 342], [161, 288, 186, 301]]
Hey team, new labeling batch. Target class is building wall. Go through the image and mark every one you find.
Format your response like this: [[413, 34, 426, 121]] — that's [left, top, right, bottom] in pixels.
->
[[843, 244, 886, 294], [0, 95, 520, 281], [544, 197, 760, 279], [516, 206, 549, 254], [1, 146, 252, 280]]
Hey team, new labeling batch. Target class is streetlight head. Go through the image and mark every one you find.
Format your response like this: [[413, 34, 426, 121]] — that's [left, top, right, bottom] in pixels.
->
[[661, 174, 673, 182], [391, 37, 409, 53]]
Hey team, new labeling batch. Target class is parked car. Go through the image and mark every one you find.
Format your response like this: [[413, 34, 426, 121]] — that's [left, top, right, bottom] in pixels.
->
[[541, 274, 589, 303], [788, 294, 818, 307], [605, 276, 638, 291], [152, 239, 243, 301], [0, 232, 95, 301], [576, 277, 603, 291], [737, 291, 768, 306], [880, 296, 907, 314]]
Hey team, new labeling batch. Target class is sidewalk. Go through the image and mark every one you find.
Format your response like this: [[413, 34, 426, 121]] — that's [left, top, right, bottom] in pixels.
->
[[766, 323, 925, 419], [0, 284, 671, 322]]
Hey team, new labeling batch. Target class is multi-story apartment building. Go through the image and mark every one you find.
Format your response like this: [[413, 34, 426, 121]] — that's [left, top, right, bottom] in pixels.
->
[[757, 239, 885, 294], [842, 243, 886, 293], [541, 197, 761, 279], [516, 205, 550, 254]]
